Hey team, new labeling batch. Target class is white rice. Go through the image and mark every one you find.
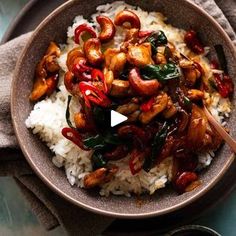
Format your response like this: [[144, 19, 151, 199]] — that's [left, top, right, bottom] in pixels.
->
[[25, 1, 231, 196]]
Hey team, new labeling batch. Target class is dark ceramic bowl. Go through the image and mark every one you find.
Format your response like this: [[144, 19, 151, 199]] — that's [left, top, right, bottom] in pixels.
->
[[11, 0, 236, 218], [166, 225, 221, 236]]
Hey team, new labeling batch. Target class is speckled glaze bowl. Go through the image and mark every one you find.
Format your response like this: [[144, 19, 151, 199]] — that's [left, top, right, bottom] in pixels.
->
[[11, 0, 236, 218]]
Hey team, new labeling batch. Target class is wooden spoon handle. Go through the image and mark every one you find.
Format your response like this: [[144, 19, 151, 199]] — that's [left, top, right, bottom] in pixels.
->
[[204, 106, 236, 153]]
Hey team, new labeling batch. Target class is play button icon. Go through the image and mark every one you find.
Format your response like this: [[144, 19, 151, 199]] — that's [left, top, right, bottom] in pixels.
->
[[111, 110, 128, 127]]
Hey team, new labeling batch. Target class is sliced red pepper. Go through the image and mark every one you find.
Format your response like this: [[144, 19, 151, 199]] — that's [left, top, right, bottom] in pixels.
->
[[184, 30, 204, 54], [72, 60, 93, 81], [194, 61, 204, 75], [129, 149, 146, 175], [214, 74, 234, 98], [174, 171, 198, 193], [140, 97, 155, 112], [211, 60, 234, 98], [117, 125, 147, 149], [61, 127, 89, 151], [74, 24, 97, 44], [79, 81, 111, 108], [138, 30, 153, 38], [91, 69, 108, 94], [210, 60, 220, 70], [46, 73, 59, 96], [118, 125, 147, 143]]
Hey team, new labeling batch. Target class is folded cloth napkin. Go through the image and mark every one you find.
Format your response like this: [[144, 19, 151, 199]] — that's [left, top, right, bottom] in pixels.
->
[[0, 0, 235, 235]]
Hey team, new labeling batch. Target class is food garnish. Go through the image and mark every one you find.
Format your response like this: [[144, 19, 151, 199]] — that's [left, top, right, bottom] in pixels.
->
[[28, 6, 232, 195]]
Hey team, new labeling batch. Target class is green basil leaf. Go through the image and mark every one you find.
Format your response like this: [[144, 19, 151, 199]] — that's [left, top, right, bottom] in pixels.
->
[[147, 30, 168, 54], [84, 132, 122, 150], [214, 44, 228, 74], [183, 95, 192, 107], [92, 151, 107, 170], [83, 134, 106, 149], [140, 63, 180, 82], [66, 95, 74, 128], [103, 133, 122, 145], [143, 122, 169, 172], [156, 31, 168, 45]]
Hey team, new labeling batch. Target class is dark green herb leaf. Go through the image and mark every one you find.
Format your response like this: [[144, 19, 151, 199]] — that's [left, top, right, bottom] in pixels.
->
[[156, 31, 168, 45], [147, 31, 168, 54], [183, 96, 192, 107], [140, 63, 180, 82], [92, 151, 107, 170], [103, 133, 122, 145], [66, 95, 74, 128], [164, 46, 172, 60], [214, 44, 228, 74], [119, 67, 130, 80], [92, 106, 110, 130], [83, 132, 122, 150], [83, 134, 105, 149], [209, 79, 217, 90], [143, 122, 169, 172]]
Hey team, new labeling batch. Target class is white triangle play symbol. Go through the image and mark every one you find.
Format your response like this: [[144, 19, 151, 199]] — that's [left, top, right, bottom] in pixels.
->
[[111, 110, 128, 127]]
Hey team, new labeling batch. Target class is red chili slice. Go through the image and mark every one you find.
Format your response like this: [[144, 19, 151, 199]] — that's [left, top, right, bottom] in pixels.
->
[[184, 30, 204, 54], [210, 60, 234, 98], [118, 125, 147, 143], [61, 127, 89, 151], [138, 30, 153, 38], [79, 81, 111, 108], [214, 74, 234, 98], [74, 24, 97, 44], [104, 144, 129, 160], [72, 60, 93, 81], [210, 60, 220, 70], [140, 97, 155, 112], [129, 149, 146, 175], [174, 171, 198, 193], [91, 69, 108, 94]]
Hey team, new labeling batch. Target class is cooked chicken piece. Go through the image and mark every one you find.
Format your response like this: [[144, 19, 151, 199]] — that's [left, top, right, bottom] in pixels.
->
[[127, 43, 154, 67], [139, 92, 168, 124], [125, 28, 139, 42], [104, 48, 127, 75], [74, 112, 87, 130], [187, 89, 204, 101], [84, 167, 118, 188], [110, 80, 133, 97], [103, 67, 114, 92], [44, 55, 60, 73], [45, 41, 61, 57], [155, 52, 167, 65], [183, 66, 201, 87], [162, 97, 177, 118], [116, 102, 140, 115], [127, 110, 141, 122]]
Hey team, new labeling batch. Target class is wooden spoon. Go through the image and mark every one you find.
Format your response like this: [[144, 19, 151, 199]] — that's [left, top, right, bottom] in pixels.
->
[[179, 52, 236, 152], [203, 105, 236, 153]]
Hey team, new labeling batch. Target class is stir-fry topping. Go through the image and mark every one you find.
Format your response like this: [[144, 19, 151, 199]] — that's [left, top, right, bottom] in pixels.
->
[[29, 42, 61, 101], [30, 10, 233, 193]]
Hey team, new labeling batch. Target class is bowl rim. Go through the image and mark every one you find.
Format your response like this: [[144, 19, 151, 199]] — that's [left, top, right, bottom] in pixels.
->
[[166, 224, 221, 236], [11, 0, 236, 218]]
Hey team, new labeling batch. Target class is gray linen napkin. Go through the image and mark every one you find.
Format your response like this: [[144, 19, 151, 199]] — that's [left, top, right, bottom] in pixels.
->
[[0, 0, 235, 234], [0, 33, 114, 235]]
